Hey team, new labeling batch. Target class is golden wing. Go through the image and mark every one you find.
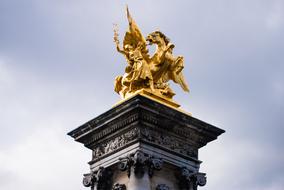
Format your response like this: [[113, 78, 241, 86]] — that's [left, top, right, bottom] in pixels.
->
[[174, 72, 190, 92], [123, 6, 150, 61], [170, 56, 190, 92]]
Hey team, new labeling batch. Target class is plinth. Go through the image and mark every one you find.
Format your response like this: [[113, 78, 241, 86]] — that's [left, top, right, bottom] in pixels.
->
[[68, 94, 225, 190]]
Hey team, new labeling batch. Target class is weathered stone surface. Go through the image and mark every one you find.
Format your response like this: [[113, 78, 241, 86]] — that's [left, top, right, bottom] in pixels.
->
[[156, 184, 170, 190], [68, 94, 225, 190], [112, 183, 126, 190]]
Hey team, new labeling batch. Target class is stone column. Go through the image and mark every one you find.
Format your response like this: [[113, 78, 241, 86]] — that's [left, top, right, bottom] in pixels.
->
[[118, 150, 163, 190], [68, 94, 225, 190]]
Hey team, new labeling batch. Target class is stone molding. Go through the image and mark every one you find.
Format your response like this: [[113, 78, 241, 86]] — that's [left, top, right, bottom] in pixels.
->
[[68, 95, 225, 150], [86, 113, 139, 147]]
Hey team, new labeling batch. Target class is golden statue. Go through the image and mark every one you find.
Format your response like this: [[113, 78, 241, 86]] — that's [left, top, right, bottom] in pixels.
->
[[114, 7, 189, 108]]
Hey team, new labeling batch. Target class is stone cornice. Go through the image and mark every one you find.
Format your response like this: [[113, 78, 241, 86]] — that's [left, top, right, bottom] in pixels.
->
[[68, 95, 225, 150]]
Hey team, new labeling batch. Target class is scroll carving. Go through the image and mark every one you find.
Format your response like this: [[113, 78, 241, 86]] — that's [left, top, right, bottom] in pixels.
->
[[83, 167, 113, 190], [118, 150, 163, 178], [178, 167, 206, 190]]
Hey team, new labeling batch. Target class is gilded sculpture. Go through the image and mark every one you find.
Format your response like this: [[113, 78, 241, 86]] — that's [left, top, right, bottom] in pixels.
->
[[114, 7, 189, 104]]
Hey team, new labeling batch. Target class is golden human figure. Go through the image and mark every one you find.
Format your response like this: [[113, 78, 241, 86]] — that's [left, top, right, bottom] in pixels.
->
[[114, 6, 189, 105]]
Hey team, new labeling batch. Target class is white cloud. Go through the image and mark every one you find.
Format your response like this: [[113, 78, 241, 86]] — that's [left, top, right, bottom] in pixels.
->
[[265, 0, 284, 30], [200, 139, 284, 190], [271, 78, 284, 105], [0, 125, 90, 190], [0, 57, 13, 86]]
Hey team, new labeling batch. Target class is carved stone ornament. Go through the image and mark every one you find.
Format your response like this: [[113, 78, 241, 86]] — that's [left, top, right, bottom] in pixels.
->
[[118, 150, 163, 178], [141, 127, 197, 158], [194, 173, 207, 187], [156, 184, 170, 190], [178, 167, 207, 190], [91, 126, 197, 162], [82, 173, 94, 187], [92, 127, 139, 161], [112, 183, 126, 190], [82, 167, 113, 190]]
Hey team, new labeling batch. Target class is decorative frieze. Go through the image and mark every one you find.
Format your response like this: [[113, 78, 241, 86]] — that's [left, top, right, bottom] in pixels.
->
[[91, 125, 198, 162], [92, 128, 139, 160], [141, 128, 197, 158]]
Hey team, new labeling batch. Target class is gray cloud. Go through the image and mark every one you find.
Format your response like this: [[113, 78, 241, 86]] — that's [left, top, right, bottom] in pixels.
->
[[0, 0, 283, 190]]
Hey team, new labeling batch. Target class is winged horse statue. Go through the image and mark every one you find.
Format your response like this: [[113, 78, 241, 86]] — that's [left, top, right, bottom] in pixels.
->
[[114, 6, 189, 101]]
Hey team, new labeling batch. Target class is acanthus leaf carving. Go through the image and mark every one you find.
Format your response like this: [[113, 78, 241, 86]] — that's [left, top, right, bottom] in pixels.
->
[[118, 150, 163, 178], [178, 167, 206, 190], [82, 167, 113, 190]]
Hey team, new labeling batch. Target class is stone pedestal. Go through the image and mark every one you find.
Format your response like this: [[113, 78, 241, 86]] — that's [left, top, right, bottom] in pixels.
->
[[68, 94, 225, 190]]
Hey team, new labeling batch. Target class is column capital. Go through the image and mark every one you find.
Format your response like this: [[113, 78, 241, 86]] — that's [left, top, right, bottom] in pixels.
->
[[178, 167, 207, 190], [118, 150, 163, 178], [83, 167, 113, 190]]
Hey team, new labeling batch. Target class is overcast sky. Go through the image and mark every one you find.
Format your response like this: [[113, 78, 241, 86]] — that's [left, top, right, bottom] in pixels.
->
[[0, 0, 283, 190]]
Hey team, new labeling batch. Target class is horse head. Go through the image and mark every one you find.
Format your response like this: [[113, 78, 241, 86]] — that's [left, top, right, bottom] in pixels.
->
[[146, 31, 170, 47]]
